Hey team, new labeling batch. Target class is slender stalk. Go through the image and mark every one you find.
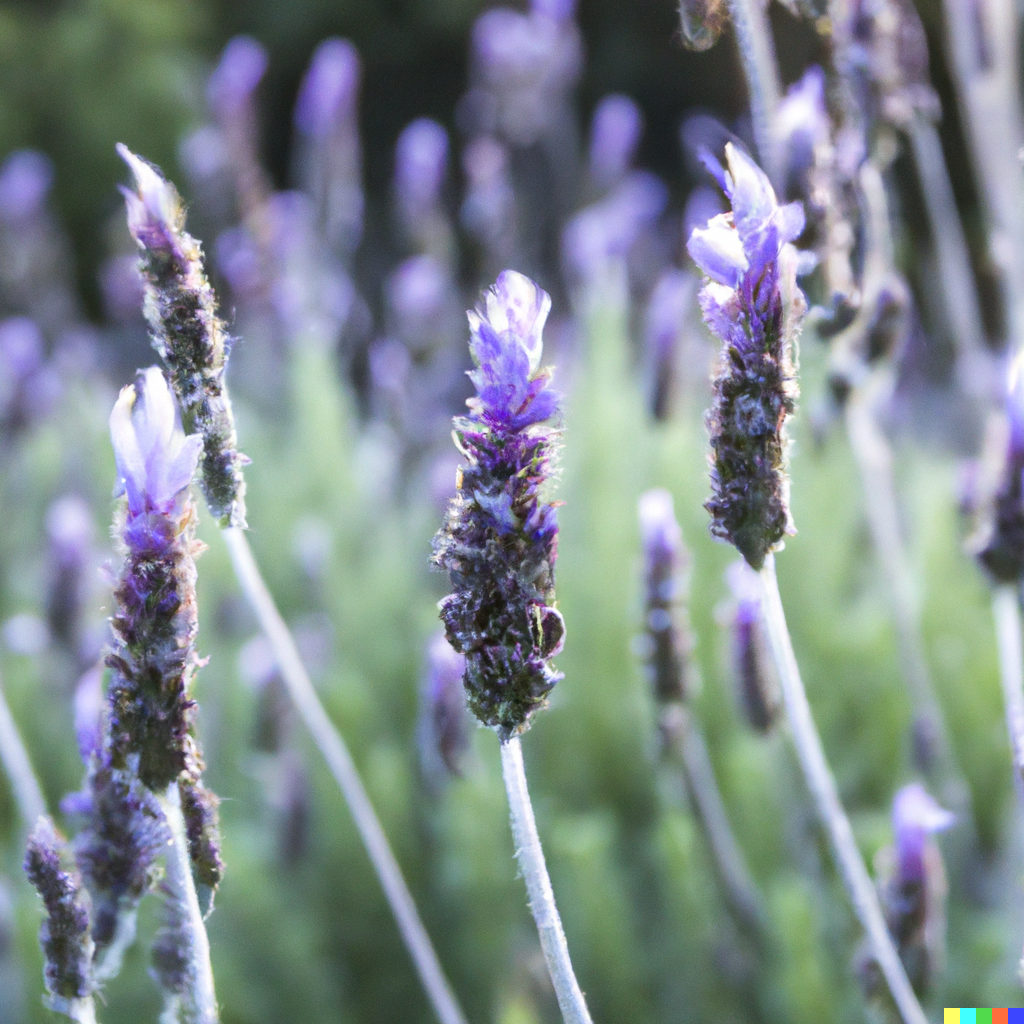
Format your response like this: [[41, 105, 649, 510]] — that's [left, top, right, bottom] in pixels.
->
[[906, 114, 987, 362], [992, 585, 1024, 805], [844, 394, 973, 829], [0, 669, 46, 827], [662, 707, 767, 941], [757, 554, 928, 1024], [499, 736, 593, 1024], [221, 526, 468, 1024], [157, 783, 219, 1024], [726, 0, 782, 188]]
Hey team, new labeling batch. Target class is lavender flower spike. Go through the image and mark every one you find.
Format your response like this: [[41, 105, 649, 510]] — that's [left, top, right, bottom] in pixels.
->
[[24, 817, 96, 1023], [117, 144, 248, 528], [105, 369, 207, 795], [688, 143, 806, 569], [433, 270, 564, 737]]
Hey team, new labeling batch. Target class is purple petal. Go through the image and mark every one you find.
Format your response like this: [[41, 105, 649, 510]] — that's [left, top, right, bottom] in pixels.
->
[[688, 215, 748, 288]]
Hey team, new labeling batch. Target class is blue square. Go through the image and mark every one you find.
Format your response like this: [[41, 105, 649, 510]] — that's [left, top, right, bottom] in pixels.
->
[[1007, 1010, 1024, 1024]]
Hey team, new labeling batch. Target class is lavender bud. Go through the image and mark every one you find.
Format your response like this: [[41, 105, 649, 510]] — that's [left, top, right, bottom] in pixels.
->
[[294, 38, 360, 140], [874, 783, 954, 994], [178, 777, 224, 891], [105, 368, 204, 791], [776, 66, 831, 197], [432, 271, 564, 736], [395, 118, 449, 225], [588, 94, 643, 190], [688, 144, 807, 569], [644, 269, 696, 421], [637, 490, 694, 708], [24, 817, 95, 1011], [419, 632, 472, 781], [0, 316, 53, 436], [73, 760, 168, 967], [117, 144, 248, 528], [970, 357, 1024, 583], [73, 667, 104, 765], [678, 0, 727, 52], [725, 559, 780, 731], [206, 36, 268, 122]]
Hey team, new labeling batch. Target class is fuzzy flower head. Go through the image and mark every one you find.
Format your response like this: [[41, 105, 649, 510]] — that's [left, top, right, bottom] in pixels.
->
[[466, 270, 559, 429], [892, 783, 954, 884], [110, 367, 202, 518], [688, 144, 807, 569]]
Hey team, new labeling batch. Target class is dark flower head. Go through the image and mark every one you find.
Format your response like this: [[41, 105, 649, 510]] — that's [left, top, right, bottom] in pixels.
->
[[109, 368, 202, 519], [688, 144, 807, 569], [433, 271, 564, 737]]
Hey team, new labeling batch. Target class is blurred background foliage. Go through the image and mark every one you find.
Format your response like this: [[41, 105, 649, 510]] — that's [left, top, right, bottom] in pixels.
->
[[0, 0, 1019, 1022]]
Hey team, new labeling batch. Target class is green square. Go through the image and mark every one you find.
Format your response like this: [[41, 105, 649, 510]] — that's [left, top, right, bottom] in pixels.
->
[[978, 1011, 994, 1024]]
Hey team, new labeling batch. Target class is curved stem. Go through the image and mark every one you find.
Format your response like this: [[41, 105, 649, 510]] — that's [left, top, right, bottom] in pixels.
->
[[992, 585, 1024, 806], [725, 0, 782, 188], [221, 527, 468, 1024], [758, 555, 928, 1024], [662, 707, 767, 942], [0, 669, 46, 827], [499, 736, 593, 1024], [157, 783, 219, 1024]]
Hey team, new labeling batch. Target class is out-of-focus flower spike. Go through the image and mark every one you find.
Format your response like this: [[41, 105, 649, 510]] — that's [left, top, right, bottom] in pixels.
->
[[588, 94, 643, 190], [725, 559, 781, 731], [207, 36, 268, 121], [418, 632, 472, 783], [73, 667, 104, 765], [433, 271, 564, 736], [395, 118, 448, 225], [688, 143, 807, 569], [117, 145, 248, 528], [23, 817, 96, 1023], [294, 38, 360, 140], [644, 269, 696, 420]]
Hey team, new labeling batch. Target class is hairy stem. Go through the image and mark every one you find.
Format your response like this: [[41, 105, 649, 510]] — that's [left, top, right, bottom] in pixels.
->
[[221, 527, 468, 1024], [499, 736, 593, 1024], [758, 555, 928, 1024], [663, 707, 767, 942], [726, 0, 782, 188], [0, 669, 45, 827], [157, 783, 219, 1024], [992, 585, 1024, 805]]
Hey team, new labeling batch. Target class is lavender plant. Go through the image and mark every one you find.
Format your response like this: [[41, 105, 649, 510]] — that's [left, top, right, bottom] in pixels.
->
[[433, 270, 591, 1024], [689, 143, 928, 1024]]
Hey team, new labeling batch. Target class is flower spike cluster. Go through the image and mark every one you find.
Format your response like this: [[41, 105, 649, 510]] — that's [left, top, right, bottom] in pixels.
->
[[688, 143, 807, 569], [433, 271, 564, 738], [117, 144, 248, 528]]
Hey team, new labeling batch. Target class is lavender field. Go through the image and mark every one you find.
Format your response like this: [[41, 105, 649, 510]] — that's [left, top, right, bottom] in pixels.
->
[[0, 0, 1020, 1021]]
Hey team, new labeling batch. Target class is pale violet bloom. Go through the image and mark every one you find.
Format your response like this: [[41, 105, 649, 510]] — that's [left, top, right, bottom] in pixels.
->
[[395, 118, 448, 216], [892, 782, 955, 883], [294, 38, 360, 138], [207, 35, 269, 118], [470, 269, 551, 375], [638, 489, 682, 570], [116, 144, 179, 246], [589, 94, 643, 188], [109, 368, 202, 517]]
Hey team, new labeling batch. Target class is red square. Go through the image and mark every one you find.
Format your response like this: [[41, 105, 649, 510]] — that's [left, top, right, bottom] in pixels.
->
[[994, 1010, 1008, 1024]]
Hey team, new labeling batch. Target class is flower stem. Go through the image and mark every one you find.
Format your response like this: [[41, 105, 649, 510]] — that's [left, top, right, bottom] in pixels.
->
[[499, 736, 593, 1024], [0, 669, 45, 827], [661, 707, 767, 942], [725, 0, 782, 188], [992, 585, 1024, 806], [157, 783, 219, 1024], [221, 527, 468, 1024], [757, 554, 928, 1024]]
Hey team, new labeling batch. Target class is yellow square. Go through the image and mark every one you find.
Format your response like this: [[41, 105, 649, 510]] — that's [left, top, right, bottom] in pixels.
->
[[945, 1011, 961, 1024]]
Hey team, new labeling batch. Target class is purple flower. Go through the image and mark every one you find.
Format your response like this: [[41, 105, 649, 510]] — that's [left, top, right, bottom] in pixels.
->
[[73, 667, 104, 765], [433, 272, 564, 736], [395, 118, 448, 219], [892, 783, 954, 884], [466, 270, 559, 429], [109, 367, 202, 518], [207, 36, 268, 120], [116, 145, 182, 253], [0, 150, 54, 223], [644, 269, 696, 420], [588, 94, 643, 189], [418, 632, 472, 780], [294, 38, 360, 138], [776, 66, 830, 189], [688, 144, 807, 569]]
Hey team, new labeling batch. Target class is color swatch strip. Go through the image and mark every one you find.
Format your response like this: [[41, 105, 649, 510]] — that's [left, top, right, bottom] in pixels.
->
[[944, 1011, 1023, 1023]]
